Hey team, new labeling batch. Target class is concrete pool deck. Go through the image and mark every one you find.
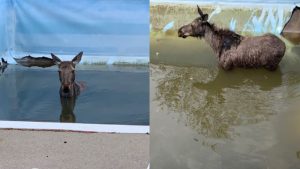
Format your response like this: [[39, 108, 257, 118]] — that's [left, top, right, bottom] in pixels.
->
[[0, 129, 149, 169]]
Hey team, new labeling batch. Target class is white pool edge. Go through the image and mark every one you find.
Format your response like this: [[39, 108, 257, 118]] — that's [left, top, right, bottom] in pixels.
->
[[0, 120, 149, 134]]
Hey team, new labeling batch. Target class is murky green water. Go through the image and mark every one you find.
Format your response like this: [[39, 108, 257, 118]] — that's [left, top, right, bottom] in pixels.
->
[[0, 65, 149, 125], [150, 33, 300, 168]]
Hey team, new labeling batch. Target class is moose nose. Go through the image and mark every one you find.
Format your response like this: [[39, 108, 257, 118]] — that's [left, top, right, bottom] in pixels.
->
[[63, 87, 69, 93], [178, 27, 187, 38], [178, 28, 184, 37], [62, 85, 70, 93]]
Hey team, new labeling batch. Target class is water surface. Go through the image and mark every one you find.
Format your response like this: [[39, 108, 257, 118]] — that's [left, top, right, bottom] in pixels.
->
[[150, 35, 300, 168], [0, 65, 149, 125]]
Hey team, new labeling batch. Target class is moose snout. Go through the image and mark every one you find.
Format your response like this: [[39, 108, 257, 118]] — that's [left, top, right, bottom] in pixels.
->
[[178, 27, 185, 38], [178, 26, 189, 38], [62, 84, 71, 93]]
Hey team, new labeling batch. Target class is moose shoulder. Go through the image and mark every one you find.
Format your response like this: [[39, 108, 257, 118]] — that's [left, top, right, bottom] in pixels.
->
[[178, 6, 286, 71]]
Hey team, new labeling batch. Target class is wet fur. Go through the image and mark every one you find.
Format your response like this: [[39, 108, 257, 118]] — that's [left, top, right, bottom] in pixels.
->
[[203, 23, 285, 70], [178, 6, 286, 71]]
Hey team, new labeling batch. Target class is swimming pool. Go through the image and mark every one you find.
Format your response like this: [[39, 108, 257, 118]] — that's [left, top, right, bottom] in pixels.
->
[[0, 65, 149, 125], [150, 2, 300, 168]]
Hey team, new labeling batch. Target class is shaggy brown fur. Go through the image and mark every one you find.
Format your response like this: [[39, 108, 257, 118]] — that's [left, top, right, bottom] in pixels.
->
[[178, 6, 286, 71], [202, 23, 242, 58]]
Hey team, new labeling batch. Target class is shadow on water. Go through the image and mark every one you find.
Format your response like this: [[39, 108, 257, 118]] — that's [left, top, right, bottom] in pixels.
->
[[0, 65, 7, 75]]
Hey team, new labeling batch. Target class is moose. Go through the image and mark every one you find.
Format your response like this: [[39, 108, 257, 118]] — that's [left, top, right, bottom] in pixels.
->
[[0, 58, 8, 74], [0, 58, 8, 67], [51, 51, 84, 98], [178, 6, 286, 71]]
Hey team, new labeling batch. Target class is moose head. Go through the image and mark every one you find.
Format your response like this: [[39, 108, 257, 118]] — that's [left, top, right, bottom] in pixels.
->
[[178, 5, 209, 38], [51, 51, 83, 97]]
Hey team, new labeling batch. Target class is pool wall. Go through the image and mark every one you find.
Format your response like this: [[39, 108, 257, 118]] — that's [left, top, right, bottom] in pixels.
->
[[150, 1, 296, 35], [0, 0, 149, 65]]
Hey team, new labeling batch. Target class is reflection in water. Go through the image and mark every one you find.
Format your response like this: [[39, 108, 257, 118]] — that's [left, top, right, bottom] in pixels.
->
[[0, 65, 149, 125], [60, 96, 77, 123], [152, 64, 284, 139], [151, 63, 300, 169], [0, 58, 8, 75], [0, 65, 7, 75]]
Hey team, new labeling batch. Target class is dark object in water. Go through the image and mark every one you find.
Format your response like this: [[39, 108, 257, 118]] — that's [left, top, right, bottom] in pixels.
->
[[281, 6, 300, 45], [1, 58, 8, 66], [178, 6, 286, 71], [60, 96, 76, 123], [14, 55, 55, 68], [51, 51, 84, 98], [0, 58, 8, 74]]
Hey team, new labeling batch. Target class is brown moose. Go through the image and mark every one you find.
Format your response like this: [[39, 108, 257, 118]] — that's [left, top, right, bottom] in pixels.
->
[[178, 6, 286, 71], [51, 52, 84, 98]]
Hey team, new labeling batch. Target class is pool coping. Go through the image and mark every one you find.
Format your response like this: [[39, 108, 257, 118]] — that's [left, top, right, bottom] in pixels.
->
[[0, 120, 149, 134]]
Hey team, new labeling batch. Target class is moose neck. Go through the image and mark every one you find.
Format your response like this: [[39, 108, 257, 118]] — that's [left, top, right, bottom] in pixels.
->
[[202, 24, 223, 56]]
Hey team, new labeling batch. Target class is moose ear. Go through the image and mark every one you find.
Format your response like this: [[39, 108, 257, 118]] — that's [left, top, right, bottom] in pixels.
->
[[72, 51, 83, 65], [51, 53, 61, 65], [197, 5, 204, 16], [202, 14, 208, 21]]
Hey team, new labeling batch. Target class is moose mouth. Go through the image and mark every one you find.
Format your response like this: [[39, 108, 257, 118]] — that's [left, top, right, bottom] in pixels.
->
[[61, 85, 73, 97], [63, 86, 70, 93], [178, 32, 189, 38], [180, 35, 188, 38]]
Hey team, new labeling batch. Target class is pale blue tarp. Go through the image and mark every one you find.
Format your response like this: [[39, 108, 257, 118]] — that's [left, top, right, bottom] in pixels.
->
[[0, 0, 149, 64], [0, 0, 10, 55]]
